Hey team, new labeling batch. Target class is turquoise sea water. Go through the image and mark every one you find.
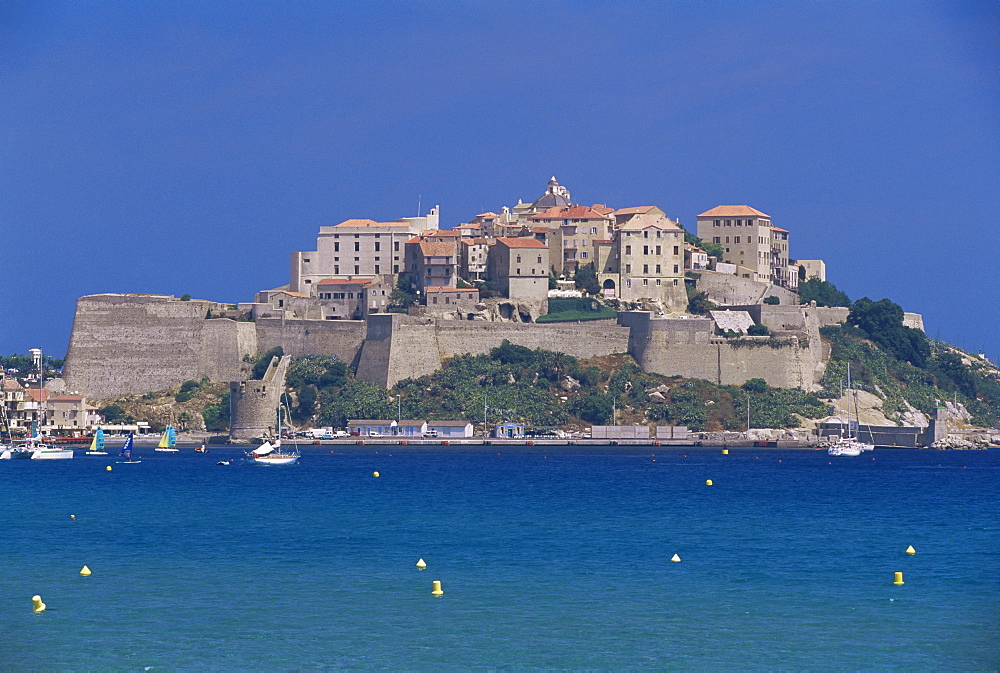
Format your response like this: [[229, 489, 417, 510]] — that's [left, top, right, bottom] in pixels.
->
[[2, 445, 998, 671]]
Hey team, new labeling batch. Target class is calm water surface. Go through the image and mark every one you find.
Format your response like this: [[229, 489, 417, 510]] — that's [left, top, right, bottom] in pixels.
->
[[2, 445, 997, 670]]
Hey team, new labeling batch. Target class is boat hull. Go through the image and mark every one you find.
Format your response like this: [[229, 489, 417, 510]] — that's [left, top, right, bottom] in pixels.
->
[[31, 449, 74, 460], [246, 454, 299, 465]]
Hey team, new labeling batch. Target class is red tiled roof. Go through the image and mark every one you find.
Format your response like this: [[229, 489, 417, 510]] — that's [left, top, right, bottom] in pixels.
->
[[461, 237, 490, 245], [771, 226, 789, 233], [421, 229, 460, 237], [530, 227, 551, 234], [613, 206, 659, 216], [419, 241, 457, 256], [26, 389, 52, 402], [48, 394, 84, 402], [476, 212, 499, 218], [497, 237, 548, 249], [425, 286, 479, 294], [697, 205, 771, 218], [317, 277, 374, 286], [334, 219, 412, 228], [591, 204, 615, 215], [2, 378, 25, 391], [455, 223, 481, 230]]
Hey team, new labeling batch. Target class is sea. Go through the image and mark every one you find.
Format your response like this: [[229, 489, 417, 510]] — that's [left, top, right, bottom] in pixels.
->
[[2, 444, 997, 671]]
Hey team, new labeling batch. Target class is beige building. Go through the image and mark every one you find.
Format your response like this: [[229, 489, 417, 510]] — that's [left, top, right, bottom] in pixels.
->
[[405, 237, 460, 294], [696, 205, 794, 288], [460, 237, 490, 281], [289, 207, 439, 295], [611, 213, 687, 311], [486, 237, 550, 316], [529, 205, 613, 275], [798, 258, 826, 282]]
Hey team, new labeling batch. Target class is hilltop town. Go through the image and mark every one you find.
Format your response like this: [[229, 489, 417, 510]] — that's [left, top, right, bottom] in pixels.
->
[[3, 178, 998, 447]]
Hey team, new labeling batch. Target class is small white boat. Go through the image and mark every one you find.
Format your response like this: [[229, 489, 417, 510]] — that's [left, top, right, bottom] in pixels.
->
[[246, 439, 300, 465], [154, 426, 179, 452], [828, 363, 874, 457], [86, 428, 108, 455], [28, 439, 74, 460]]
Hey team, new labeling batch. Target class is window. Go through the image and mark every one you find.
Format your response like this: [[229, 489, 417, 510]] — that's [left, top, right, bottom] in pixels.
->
[[714, 219, 720, 226], [656, 279, 661, 286], [643, 246, 649, 255], [516, 268, 521, 275], [735, 237, 740, 244], [374, 265, 380, 274], [642, 279, 648, 286], [725, 237, 730, 244], [334, 265, 340, 274], [625, 264, 631, 273], [626, 279, 631, 287], [393, 265, 399, 273], [591, 227, 597, 234], [354, 234, 360, 238], [655, 264, 661, 274], [354, 265, 360, 274], [673, 279, 678, 286], [305, 279, 312, 284], [673, 246, 679, 255], [354, 242, 360, 252], [374, 242, 380, 252], [626, 245, 632, 255], [674, 264, 679, 273], [516, 255, 521, 263], [655, 246, 661, 255], [725, 220, 731, 226], [537, 255, 542, 263], [643, 230, 649, 238], [303, 258, 310, 263]]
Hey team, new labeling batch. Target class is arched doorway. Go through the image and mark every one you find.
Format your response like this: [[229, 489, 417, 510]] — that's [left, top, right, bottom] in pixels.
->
[[602, 279, 616, 297]]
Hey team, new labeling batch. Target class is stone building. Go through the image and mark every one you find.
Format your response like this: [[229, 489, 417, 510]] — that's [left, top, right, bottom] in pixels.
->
[[529, 205, 613, 275], [289, 207, 439, 294], [798, 258, 826, 282], [230, 355, 290, 441], [404, 238, 460, 294], [486, 237, 550, 317], [459, 237, 490, 281], [696, 205, 794, 289]]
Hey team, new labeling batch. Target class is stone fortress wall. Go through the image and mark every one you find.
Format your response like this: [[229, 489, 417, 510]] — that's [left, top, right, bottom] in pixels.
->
[[229, 354, 290, 440], [63, 293, 921, 401]]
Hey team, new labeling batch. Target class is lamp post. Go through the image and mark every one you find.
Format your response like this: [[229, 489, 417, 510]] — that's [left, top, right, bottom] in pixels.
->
[[397, 395, 401, 423]]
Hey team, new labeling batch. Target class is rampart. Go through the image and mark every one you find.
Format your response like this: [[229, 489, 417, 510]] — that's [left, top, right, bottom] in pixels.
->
[[230, 355, 290, 440], [63, 294, 255, 399], [695, 271, 798, 306]]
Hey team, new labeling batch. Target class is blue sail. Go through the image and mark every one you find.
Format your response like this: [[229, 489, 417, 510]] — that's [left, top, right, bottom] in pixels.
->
[[119, 434, 133, 460], [167, 426, 177, 447], [91, 427, 105, 452]]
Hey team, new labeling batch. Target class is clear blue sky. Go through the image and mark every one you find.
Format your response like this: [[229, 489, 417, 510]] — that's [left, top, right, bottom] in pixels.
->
[[3, 1, 998, 361]]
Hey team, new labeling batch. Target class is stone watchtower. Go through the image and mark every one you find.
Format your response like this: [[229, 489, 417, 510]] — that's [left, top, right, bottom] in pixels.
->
[[229, 355, 291, 441]]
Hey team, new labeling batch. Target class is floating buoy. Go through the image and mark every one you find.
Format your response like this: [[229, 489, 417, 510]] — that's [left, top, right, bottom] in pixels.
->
[[905, 545, 916, 555], [416, 558, 427, 570], [105, 466, 112, 471], [32, 595, 45, 613], [705, 479, 713, 486], [893, 571, 905, 585], [80, 565, 91, 576], [373, 471, 380, 478], [70, 515, 76, 520], [431, 580, 444, 596], [722, 449, 729, 455], [671, 554, 681, 562]]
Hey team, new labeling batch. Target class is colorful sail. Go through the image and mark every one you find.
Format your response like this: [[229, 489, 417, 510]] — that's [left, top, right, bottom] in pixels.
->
[[119, 434, 134, 460], [89, 428, 105, 453], [158, 426, 177, 448]]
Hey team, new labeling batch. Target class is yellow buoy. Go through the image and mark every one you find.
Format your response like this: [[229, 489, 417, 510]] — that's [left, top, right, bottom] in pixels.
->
[[416, 558, 427, 570], [705, 479, 713, 486], [106, 465, 112, 471], [721, 449, 729, 455], [905, 545, 915, 555], [80, 565, 92, 576], [671, 554, 681, 562], [32, 595, 46, 613], [431, 580, 444, 596], [373, 471, 380, 478], [893, 571, 905, 585]]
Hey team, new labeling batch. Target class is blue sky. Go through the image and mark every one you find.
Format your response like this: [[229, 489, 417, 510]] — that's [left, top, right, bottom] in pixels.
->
[[3, 1, 998, 361]]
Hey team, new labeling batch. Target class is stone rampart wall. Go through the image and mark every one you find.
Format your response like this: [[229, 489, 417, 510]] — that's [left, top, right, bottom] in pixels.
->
[[255, 318, 366, 364], [230, 355, 289, 440], [63, 294, 254, 399], [695, 271, 798, 306]]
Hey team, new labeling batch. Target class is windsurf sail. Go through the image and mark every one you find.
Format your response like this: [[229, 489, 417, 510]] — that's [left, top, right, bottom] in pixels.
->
[[119, 434, 134, 460]]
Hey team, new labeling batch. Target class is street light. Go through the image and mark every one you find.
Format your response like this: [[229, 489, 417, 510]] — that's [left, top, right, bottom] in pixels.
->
[[396, 394, 401, 423]]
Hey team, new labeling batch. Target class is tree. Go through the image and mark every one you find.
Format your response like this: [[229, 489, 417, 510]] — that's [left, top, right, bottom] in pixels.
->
[[99, 404, 125, 423], [180, 294, 192, 301], [390, 275, 418, 309], [686, 289, 715, 315], [798, 278, 851, 307], [747, 324, 769, 336], [763, 296, 780, 305], [848, 297, 930, 368], [568, 394, 613, 425], [251, 347, 284, 379], [742, 378, 769, 393], [574, 263, 601, 295], [202, 392, 230, 432]]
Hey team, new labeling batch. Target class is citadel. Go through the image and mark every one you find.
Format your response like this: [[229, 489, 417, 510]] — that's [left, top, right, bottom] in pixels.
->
[[60, 178, 923, 418]]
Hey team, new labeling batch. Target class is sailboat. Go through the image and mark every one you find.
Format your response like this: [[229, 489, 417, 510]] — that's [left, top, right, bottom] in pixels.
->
[[155, 425, 179, 452], [245, 405, 300, 465], [116, 433, 141, 463], [86, 427, 108, 455], [828, 363, 875, 457]]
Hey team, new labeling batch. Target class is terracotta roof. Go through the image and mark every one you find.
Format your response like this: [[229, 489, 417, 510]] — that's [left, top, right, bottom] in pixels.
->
[[697, 205, 771, 218], [421, 229, 460, 237], [613, 206, 659, 216], [2, 378, 24, 391], [530, 205, 611, 221], [771, 226, 789, 233], [273, 290, 307, 297], [317, 277, 374, 286], [455, 223, 481, 230], [530, 227, 551, 234], [591, 204, 615, 215], [461, 237, 490, 245], [425, 286, 479, 294], [497, 237, 548, 249], [334, 219, 412, 228], [476, 212, 499, 218], [48, 394, 84, 402], [25, 389, 52, 402], [618, 219, 683, 232], [593, 239, 614, 244], [418, 241, 457, 257]]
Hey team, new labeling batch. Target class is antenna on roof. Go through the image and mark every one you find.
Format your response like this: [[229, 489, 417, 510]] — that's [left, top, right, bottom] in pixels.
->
[[417, 195, 422, 217]]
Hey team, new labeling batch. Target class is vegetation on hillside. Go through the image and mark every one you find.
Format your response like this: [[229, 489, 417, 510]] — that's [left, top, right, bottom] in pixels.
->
[[798, 278, 851, 307], [536, 297, 617, 323]]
